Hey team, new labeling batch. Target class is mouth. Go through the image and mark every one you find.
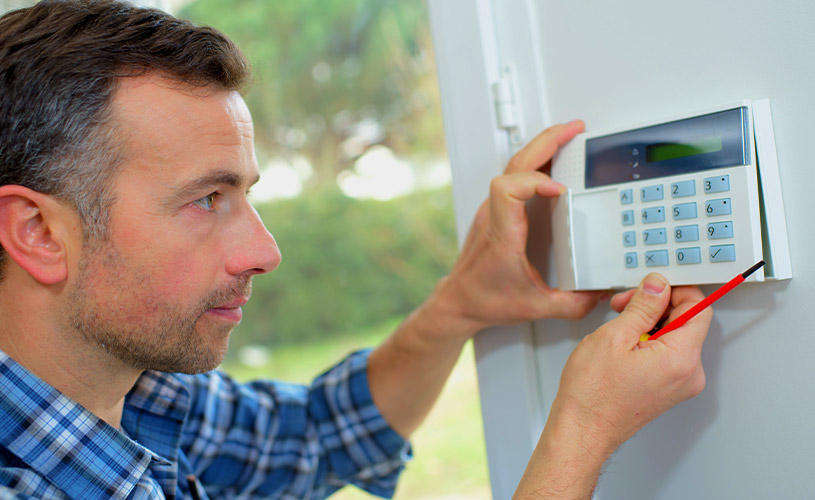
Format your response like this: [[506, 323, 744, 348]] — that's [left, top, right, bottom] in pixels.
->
[[206, 296, 249, 323]]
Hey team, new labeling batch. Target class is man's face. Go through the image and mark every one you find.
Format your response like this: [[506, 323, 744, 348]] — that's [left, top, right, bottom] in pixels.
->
[[65, 76, 281, 374]]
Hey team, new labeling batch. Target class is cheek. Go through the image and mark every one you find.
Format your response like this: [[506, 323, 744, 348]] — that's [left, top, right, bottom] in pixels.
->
[[111, 211, 226, 295], [153, 250, 222, 297]]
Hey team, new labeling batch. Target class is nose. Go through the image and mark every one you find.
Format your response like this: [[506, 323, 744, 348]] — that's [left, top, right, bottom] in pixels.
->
[[225, 203, 281, 277]]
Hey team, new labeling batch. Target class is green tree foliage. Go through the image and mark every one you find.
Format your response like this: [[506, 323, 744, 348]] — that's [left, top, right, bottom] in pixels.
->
[[231, 187, 458, 351], [178, 0, 458, 353], [180, 0, 445, 187]]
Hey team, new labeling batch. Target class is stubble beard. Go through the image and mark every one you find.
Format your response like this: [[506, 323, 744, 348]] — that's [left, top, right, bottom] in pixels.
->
[[67, 240, 251, 374]]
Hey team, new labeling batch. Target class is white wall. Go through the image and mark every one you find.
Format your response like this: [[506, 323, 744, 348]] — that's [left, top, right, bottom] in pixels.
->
[[529, 2, 813, 499], [432, 0, 814, 498]]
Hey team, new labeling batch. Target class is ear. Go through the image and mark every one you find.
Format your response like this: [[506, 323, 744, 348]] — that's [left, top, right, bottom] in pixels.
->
[[0, 185, 77, 285]]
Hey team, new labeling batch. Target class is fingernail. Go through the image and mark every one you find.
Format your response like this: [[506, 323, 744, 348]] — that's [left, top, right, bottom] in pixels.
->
[[642, 274, 667, 295]]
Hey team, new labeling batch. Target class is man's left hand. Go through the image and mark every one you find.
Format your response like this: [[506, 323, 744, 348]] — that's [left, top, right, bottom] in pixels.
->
[[428, 120, 606, 340]]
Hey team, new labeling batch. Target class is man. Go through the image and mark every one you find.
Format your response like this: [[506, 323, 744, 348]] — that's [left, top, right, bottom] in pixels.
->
[[0, 1, 711, 499]]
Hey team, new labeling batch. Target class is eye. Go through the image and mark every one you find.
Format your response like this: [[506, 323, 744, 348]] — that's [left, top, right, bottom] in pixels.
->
[[192, 192, 218, 211]]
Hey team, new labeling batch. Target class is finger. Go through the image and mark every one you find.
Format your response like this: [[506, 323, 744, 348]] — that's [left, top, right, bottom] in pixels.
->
[[542, 289, 607, 320], [610, 288, 636, 313], [668, 285, 705, 310], [489, 171, 564, 234], [612, 282, 698, 314], [606, 273, 671, 343], [505, 120, 585, 175], [658, 287, 712, 351]]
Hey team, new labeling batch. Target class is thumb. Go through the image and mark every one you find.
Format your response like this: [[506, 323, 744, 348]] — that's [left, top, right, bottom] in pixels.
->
[[611, 273, 671, 342]]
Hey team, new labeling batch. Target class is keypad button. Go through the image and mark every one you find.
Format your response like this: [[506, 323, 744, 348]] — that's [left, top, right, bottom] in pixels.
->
[[645, 250, 669, 267], [622, 210, 634, 226], [676, 247, 702, 265], [672, 202, 697, 220], [625, 252, 638, 268], [623, 231, 636, 247], [674, 224, 700, 242], [671, 180, 696, 198], [620, 189, 633, 205], [709, 244, 736, 262], [707, 221, 734, 239], [704, 175, 730, 194], [705, 198, 732, 216], [640, 185, 664, 202], [642, 228, 667, 245], [641, 206, 665, 223]]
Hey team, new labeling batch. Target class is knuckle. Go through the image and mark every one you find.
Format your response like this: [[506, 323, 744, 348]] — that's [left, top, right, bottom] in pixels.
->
[[667, 352, 701, 383], [677, 358, 698, 381], [489, 176, 509, 197], [585, 326, 614, 349], [688, 369, 707, 398]]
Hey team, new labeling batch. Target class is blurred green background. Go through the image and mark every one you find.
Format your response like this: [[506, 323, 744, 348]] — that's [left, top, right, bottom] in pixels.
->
[[176, 1, 492, 498]]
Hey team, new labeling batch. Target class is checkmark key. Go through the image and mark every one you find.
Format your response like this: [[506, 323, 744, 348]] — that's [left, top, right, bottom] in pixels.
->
[[709, 245, 736, 262]]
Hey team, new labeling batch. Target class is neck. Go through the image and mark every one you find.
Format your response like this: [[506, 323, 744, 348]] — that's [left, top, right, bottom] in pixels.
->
[[0, 280, 140, 428]]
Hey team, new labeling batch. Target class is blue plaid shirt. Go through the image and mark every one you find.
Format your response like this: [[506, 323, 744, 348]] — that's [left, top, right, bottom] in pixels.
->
[[0, 349, 411, 499]]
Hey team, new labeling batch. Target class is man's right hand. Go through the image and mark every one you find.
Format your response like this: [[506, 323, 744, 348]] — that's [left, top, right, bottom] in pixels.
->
[[513, 273, 712, 499]]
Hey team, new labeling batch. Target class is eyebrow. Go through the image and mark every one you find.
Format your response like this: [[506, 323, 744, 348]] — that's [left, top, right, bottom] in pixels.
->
[[164, 169, 261, 207]]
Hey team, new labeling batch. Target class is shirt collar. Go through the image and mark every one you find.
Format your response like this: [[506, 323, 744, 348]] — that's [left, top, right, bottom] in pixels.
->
[[121, 369, 192, 466], [0, 350, 190, 500]]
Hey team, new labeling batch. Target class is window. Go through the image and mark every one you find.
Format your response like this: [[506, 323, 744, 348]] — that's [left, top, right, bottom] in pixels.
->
[[177, 1, 489, 499]]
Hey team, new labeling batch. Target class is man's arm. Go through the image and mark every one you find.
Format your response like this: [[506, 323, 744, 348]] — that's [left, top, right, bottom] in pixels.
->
[[368, 121, 605, 437], [513, 276, 712, 499]]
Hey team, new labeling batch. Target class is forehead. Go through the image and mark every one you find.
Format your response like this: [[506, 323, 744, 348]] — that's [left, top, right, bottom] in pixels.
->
[[109, 75, 258, 189]]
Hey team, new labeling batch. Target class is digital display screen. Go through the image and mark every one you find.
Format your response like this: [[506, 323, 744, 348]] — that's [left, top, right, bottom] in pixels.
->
[[584, 107, 749, 188], [646, 136, 723, 163]]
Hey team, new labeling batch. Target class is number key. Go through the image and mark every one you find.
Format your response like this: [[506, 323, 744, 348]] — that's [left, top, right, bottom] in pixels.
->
[[705, 198, 732, 216], [676, 247, 702, 265], [704, 175, 730, 194], [672, 202, 697, 220], [643, 228, 667, 245], [707, 221, 734, 239], [674, 224, 699, 242], [641, 185, 664, 202], [671, 180, 695, 198], [641, 206, 665, 223]]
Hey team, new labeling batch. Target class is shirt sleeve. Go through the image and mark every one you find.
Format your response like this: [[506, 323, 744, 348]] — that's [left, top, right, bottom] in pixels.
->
[[178, 349, 412, 499]]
